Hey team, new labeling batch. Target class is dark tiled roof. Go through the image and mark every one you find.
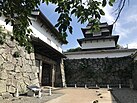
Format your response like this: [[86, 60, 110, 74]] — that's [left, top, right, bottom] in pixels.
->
[[64, 48, 137, 55], [77, 35, 119, 46], [31, 36, 66, 60], [38, 12, 68, 44], [32, 10, 68, 44], [81, 22, 113, 38]]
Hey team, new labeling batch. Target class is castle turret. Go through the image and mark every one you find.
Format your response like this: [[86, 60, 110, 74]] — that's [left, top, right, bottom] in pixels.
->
[[77, 22, 119, 50]]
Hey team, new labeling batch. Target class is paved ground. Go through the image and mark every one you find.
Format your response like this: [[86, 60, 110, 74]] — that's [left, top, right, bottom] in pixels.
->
[[112, 88, 137, 103], [0, 88, 117, 103], [46, 88, 117, 103], [0, 91, 63, 103]]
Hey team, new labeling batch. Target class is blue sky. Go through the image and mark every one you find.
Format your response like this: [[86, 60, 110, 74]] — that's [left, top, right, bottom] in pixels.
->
[[40, 0, 137, 51]]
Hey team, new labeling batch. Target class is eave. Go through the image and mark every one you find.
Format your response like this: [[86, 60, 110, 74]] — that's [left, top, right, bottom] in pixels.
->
[[131, 51, 137, 58], [37, 11, 68, 44], [81, 23, 113, 38], [77, 35, 119, 46], [31, 36, 66, 60], [64, 49, 137, 55]]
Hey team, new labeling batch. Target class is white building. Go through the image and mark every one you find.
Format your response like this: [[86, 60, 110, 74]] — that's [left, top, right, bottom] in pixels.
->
[[0, 10, 67, 87], [65, 22, 137, 59], [64, 22, 137, 87], [65, 49, 137, 59]]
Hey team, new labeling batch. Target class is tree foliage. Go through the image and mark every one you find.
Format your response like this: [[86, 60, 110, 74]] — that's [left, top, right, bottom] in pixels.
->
[[66, 47, 81, 52], [0, 0, 126, 52]]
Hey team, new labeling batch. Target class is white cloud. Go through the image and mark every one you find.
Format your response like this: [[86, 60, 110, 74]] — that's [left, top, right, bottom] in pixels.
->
[[113, 23, 128, 37], [100, 4, 129, 39], [100, 2, 137, 47], [123, 5, 137, 23], [125, 14, 137, 23], [81, 0, 137, 49]]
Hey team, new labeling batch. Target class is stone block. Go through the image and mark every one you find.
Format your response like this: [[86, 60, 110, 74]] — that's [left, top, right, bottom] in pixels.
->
[[27, 90, 35, 97], [18, 80, 24, 86], [0, 96, 3, 100], [1, 53, 7, 60], [31, 66, 39, 73], [8, 86, 16, 93], [21, 57, 26, 64], [6, 36, 16, 48], [16, 44, 22, 50], [6, 39, 16, 48], [28, 60, 33, 65], [16, 58, 23, 66], [30, 53, 35, 60], [19, 83, 27, 94], [0, 70, 8, 80], [0, 80, 6, 93], [23, 73, 30, 79], [32, 60, 36, 66], [0, 48, 5, 54], [11, 58, 17, 65], [8, 71, 16, 76], [12, 79, 18, 87], [4, 45, 11, 54], [6, 78, 12, 86], [24, 59, 29, 65], [15, 66, 21, 72], [23, 64, 32, 72], [3, 62, 14, 71], [1, 92, 12, 99], [25, 54, 30, 60], [23, 73, 29, 78], [11, 48, 18, 56], [29, 73, 37, 80], [15, 73, 22, 80], [19, 49, 25, 57], [23, 78, 31, 86], [0, 55, 4, 65]]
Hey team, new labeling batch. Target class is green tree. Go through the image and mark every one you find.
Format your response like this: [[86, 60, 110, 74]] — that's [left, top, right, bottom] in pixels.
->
[[0, 0, 126, 52], [66, 47, 81, 52]]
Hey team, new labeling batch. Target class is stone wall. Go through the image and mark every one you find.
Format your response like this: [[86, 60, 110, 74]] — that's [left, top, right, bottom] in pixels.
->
[[0, 34, 39, 95], [133, 61, 137, 89], [64, 57, 133, 87]]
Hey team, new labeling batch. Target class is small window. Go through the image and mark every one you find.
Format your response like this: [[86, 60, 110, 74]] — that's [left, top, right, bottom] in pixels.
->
[[93, 31, 101, 36]]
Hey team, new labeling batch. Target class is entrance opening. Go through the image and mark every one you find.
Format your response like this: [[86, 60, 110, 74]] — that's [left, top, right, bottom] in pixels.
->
[[41, 63, 52, 86]]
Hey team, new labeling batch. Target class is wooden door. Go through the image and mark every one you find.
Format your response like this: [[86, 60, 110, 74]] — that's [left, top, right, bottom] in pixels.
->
[[41, 63, 52, 86]]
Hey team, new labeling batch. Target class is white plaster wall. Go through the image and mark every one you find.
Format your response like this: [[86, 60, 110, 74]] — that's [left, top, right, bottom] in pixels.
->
[[30, 20, 62, 53], [0, 17, 62, 53], [65, 50, 135, 59], [81, 39, 115, 49]]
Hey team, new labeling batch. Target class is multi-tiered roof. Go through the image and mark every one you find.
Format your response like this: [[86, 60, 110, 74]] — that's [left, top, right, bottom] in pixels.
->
[[77, 22, 119, 50]]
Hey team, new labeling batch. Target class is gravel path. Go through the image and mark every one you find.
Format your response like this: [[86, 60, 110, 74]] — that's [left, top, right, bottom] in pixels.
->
[[46, 88, 116, 103], [0, 92, 63, 103], [111, 88, 137, 103], [0, 88, 117, 103]]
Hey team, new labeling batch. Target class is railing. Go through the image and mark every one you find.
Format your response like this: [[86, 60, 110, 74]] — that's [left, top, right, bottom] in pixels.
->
[[66, 83, 130, 88]]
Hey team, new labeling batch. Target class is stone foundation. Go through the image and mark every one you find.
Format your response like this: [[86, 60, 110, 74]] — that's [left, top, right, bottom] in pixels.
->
[[133, 61, 137, 89], [64, 57, 133, 87], [0, 34, 39, 96]]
